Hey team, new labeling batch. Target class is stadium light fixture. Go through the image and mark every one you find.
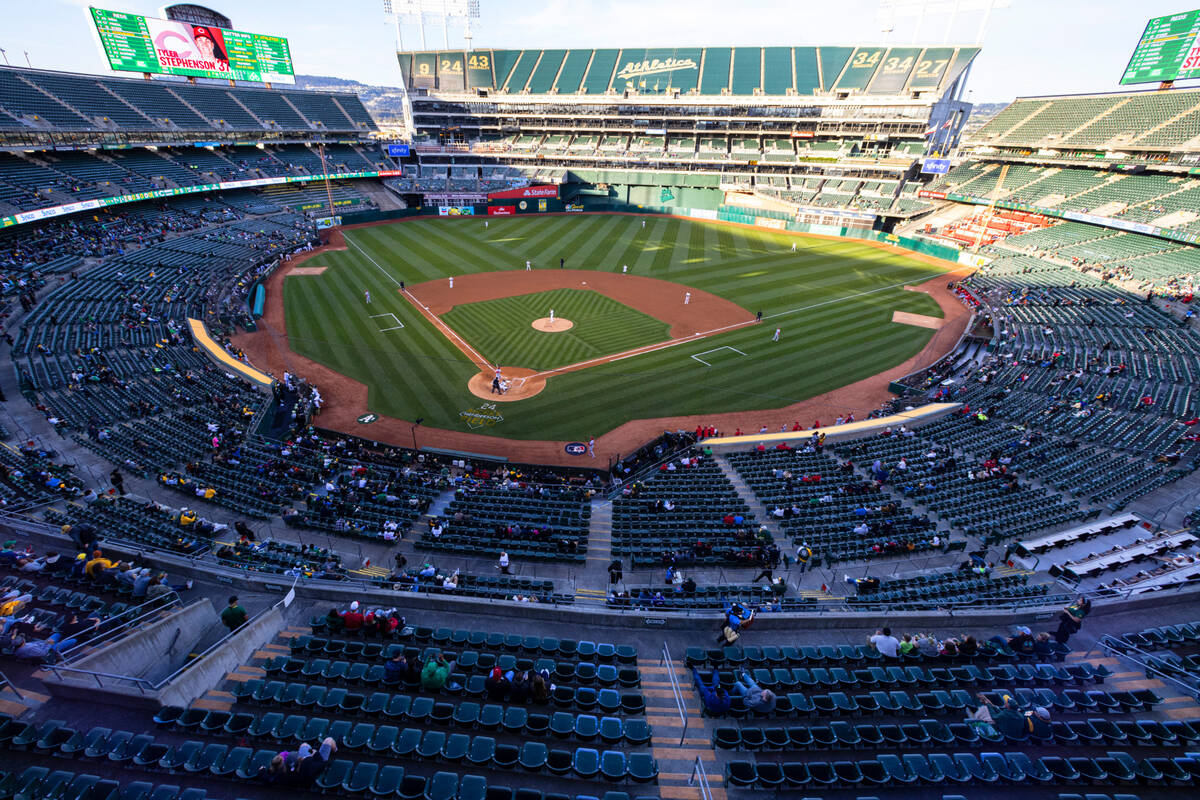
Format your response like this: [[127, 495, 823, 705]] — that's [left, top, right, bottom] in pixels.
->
[[876, 0, 1009, 44], [384, 0, 481, 50]]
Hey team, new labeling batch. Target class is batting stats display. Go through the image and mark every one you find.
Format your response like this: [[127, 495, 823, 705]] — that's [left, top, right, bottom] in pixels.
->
[[90, 7, 295, 84], [1121, 8, 1200, 85]]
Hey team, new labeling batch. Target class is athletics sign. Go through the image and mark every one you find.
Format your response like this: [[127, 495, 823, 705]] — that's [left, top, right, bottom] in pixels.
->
[[615, 56, 698, 81]]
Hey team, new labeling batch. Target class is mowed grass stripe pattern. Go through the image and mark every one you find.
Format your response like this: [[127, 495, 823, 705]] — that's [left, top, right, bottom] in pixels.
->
[[442, 289, 670, 371], [283, 216, 948, 439]]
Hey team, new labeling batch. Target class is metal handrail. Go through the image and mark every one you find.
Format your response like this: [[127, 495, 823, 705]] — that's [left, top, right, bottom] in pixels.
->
[[1090, 635, 1200, 699], [659, 641, 689, 746], [6, 509, 1200, 620], [56, 592, 184, 662], [0, 670, 23, 701], [689, 756, 714, 800], [43, 605, 273, 692]]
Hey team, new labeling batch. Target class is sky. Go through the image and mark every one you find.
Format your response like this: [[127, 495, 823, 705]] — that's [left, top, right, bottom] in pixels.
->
[[2, 0, 1198, 102]]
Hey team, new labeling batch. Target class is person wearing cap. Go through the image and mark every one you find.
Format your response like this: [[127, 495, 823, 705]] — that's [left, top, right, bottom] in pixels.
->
[[420, 651, 456, 691], [0, 541, 21, 566], [342, 601, 364, 632], [1027, 706, 1053, 740], [84, 550, 113, 578], [220, 596, 248, 632], [485, 666, 509, 700]]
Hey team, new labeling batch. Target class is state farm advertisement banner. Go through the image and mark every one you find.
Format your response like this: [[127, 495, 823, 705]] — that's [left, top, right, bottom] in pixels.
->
[[487, 185, 558, 200], [488, 206, 515, 216]]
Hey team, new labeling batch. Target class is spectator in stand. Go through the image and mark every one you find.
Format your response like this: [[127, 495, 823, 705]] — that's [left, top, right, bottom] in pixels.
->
[[529, 670, 551, 704], [485, 667, 509, 700], [1053, 596, 1091, 644], [341, 601, 364, 632], [324, 607, 344, 634], [691, 667, 732, 716], [384, 651, 408, 684], [220, 595, 248, 632], [729, 669, 776, 713], [916, 633, 941, 657], [869, 627, 901, 658], [420, 652, 455, 691], [510, 670, 531, 703], [989, 625, 1034, 654]]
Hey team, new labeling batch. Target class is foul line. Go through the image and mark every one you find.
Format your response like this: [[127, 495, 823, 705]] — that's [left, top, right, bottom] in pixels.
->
[[391, 272, 933, 384], [347, 237, 406, 289], [529, 276, 923, 380], [400, 290, 494, 371]]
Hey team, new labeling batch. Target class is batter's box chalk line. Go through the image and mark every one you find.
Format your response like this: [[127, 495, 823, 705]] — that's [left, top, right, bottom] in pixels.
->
[[691, 346, 748, 367], [369, 313, 405, 332]]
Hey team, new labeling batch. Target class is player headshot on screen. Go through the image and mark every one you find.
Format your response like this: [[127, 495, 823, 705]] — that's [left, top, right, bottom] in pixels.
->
[[191, 26, 229, 69]]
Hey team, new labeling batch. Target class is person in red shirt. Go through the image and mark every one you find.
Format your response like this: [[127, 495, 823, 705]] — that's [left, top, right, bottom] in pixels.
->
[[341, 601, 364, 632]]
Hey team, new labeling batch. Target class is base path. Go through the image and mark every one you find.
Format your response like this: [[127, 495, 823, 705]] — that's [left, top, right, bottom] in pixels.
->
[[408, 269, 751, 339], [231, 222, 975, 468]]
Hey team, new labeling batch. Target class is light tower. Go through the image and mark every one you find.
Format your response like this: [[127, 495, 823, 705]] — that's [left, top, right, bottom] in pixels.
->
[[383, 0, 481, 51], [876, 0, 1010, 44]]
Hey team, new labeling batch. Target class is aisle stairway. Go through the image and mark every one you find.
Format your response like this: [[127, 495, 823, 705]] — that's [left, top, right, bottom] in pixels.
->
[[641, 653, 725, 800], [576, 499, 614, 606], [711, 456, 777, 542]]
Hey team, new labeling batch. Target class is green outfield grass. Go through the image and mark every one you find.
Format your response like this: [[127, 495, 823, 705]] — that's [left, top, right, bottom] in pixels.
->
[[282, 214, 948, 440], [441, 288, 669, 371]]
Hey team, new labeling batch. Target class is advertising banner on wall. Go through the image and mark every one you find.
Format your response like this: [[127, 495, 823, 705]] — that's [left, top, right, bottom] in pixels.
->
[[437, 206, 475, 216], [487, 185, 559, 200], [1, 170, 387, 229], [488, 206, 515, 216]]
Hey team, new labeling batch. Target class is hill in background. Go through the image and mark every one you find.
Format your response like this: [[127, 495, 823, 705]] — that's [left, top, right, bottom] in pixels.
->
[[296, 74, 404, 124]]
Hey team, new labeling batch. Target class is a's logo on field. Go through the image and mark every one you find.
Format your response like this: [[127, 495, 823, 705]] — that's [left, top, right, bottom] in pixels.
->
[[357, 413, 378, 424], [460, 403, 503, 429], [564, 442, 587, 456]]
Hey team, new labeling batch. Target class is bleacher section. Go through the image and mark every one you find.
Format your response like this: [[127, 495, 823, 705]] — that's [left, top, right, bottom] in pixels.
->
[[398, 43, 977, 219], [970, 89, 1200, 152], [0, 66, 376, 135], [401, 46, 977, 96]]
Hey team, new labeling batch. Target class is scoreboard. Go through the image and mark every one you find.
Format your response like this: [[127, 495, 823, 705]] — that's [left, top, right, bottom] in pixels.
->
[[1121, 9, 1200, 85], [90, 7, 295, 84]]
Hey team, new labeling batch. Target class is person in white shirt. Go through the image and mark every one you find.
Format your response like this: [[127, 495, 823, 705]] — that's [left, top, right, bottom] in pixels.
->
[[869, 627, 901, 658], [498, 551, 510, 574]]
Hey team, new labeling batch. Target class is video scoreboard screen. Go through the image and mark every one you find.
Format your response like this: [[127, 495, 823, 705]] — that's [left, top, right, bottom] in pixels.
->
[[1121, 9, 1200, 85], [90, 7, 295, 84]]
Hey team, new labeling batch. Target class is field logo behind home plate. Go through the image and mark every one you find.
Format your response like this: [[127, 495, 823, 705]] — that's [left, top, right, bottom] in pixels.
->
[[459, 402, 504, 429]]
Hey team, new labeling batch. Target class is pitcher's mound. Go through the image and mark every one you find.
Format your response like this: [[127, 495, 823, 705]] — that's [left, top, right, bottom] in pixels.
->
[[468, 367, 547, 402], [532, 317, 574, 332]]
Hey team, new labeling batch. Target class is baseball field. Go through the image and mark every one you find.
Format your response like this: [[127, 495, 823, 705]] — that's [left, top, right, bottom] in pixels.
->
[[278, 214, 950, 441]]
